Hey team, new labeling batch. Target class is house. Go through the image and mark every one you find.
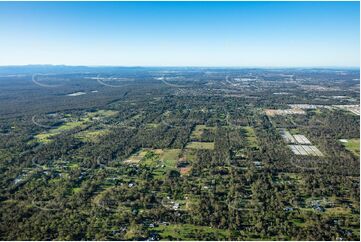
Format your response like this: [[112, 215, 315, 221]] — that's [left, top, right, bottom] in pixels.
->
[[284, 207, 294, 212], [172, 203, 179, 210], [313, 204, 325, 212]]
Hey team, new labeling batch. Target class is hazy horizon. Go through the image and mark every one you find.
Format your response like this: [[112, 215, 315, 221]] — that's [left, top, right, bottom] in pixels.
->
[[0, 64, 359, 69]]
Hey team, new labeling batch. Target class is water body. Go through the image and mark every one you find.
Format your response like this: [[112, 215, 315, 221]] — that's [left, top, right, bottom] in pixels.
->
[[67, 92, 86, 96]]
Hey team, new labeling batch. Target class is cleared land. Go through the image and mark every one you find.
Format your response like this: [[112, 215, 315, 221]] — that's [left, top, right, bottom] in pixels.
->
[[123, 149, 148, 164], [186, 142, 215, 150], [243, 126, 258, 148], [293, 135, 311, 145], [280, 129, 311, 145], [123, 148, 188, 178], [151, 224, 230, 240], [288, 145, 323, 156], [33, 109, 118, 143], [190, 125, 216, 140], [74, 129, 109, 142], [34, 120, 86, 143], [280, 129, 296, 143], [265, 108, 305, 116], [341, 138, 360, 157], [281, 129, 323, 156]]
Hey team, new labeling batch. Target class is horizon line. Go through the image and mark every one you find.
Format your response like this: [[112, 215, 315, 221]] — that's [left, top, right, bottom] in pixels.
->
[[0, 64, 359, 69]]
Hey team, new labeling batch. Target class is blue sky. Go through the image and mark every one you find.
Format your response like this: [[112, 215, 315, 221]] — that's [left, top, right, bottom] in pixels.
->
[[0, 1, 359, 67]]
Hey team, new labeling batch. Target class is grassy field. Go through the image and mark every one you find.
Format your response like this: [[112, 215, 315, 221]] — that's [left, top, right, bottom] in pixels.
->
[[155, 149, 181, 178], [243, 126, 259, 148], [145, 123, 160, 129], [151, 224, 230, 240], [125, 148, 194, 178], [186, 142, 215, 150], [123, 149, 182, 179], [124, 149, 149, 164], [87, 109, 118, 118], [342, 138, 360, 157], [190, 125, 216, 140], [33, 110, 117, 143], [190, 125, 206, 140], [160, 149, 181, 161], [34, 120, 86, 143], [74, 129, 109, 142], [183, 149, 197, 161]]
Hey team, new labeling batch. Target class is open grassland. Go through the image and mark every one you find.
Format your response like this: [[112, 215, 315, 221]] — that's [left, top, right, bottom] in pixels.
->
[[124, 149, 149, 164], [154, 149, 182, 178], [87, 109, 118, 118], [33, 109, 117, 143], [157, 148, 181, 162], [186, 142, 215, 150], [74, 129, 109, 142], [123, 148, 194, 178], [190, 125, 206, 140], [151, 224, 230, 240], [243, 126, 259, 148], [34, 120, 86, 143], [343, 139, 360, 157], [123, 148, 182, 179], [190, 125, 216, 140]]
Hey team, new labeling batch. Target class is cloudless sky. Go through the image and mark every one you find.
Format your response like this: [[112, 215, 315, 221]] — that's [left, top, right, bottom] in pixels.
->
[[0, 1, 359, 67]]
